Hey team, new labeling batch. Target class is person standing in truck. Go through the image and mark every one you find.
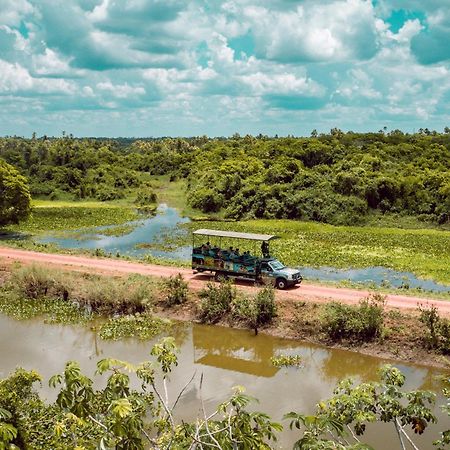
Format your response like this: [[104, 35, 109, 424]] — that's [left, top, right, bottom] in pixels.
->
[[261, 241, 269, 258]]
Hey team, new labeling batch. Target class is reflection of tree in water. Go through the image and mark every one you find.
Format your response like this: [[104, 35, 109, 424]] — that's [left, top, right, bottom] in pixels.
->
[[319, 347, 385, 384], [319, 347, 447, 394], [192, 324, 296, 377], [167, 321, 190, 347]]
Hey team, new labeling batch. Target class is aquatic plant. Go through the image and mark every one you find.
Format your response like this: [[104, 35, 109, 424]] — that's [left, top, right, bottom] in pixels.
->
[[270, 354, 302, 368], [99, 314, 171, 340]]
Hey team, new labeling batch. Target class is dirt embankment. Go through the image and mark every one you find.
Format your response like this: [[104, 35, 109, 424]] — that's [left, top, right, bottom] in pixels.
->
[[1, 247, 449, 369], [1, 247, 449, 314]]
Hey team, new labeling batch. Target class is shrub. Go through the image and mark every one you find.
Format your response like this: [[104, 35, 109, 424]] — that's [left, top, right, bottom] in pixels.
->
[[12, 265, 70, 301], [231, 286, 277, 334], [254, 285, 277, 326], [419, 304, 441, 349], [199, 279, 235, 323], [419, 304, 450, 354], [135, 188, 157, 206], [162, 273, 188, 306], [79, 275, 154, 314], [321, 294, 385, 341], [95, 185, 124, 201]]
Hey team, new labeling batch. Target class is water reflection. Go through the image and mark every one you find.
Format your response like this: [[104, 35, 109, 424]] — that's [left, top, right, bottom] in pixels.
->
[[299, 266, 450, 293], [193, 325, 280, 377], [0, 314, 448, 449], [38, 204, 191, 259]]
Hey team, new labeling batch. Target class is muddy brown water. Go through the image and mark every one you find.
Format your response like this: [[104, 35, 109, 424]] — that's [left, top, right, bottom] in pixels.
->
[[0, 314, 448, 449]]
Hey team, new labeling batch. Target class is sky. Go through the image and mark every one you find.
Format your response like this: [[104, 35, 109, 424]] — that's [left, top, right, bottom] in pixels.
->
[[0, 0, 450, 137]]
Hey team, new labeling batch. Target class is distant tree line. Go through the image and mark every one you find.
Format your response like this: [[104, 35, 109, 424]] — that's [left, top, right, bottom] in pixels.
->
[[0, 128, 449, 225]]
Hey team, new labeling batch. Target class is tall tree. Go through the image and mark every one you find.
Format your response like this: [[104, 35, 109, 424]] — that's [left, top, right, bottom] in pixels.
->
[[0, 158, 31, 226]]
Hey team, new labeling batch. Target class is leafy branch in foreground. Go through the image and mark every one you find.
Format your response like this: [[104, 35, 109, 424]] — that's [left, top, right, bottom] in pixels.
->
[[286, 365, 436, 450], [1, 342, 448, 450]]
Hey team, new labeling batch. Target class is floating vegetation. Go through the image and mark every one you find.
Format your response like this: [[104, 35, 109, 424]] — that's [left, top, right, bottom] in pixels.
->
[[270, 354, 303, 368], [99, 314, 171, 340], [11, 205, 138, 233], [0, 290, 92, 324]]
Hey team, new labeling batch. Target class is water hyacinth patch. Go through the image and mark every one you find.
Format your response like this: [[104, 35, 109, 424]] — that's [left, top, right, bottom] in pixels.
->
[[99, 314, 172, 340], [270, 354, 303, 368]]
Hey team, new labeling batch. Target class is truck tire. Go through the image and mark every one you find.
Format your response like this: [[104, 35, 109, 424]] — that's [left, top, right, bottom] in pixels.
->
[[214, 272, 228, 281], [275, 278, 287, 290]]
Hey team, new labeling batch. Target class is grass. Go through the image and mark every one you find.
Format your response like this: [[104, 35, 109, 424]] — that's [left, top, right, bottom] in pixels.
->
[[5, 201, 138, 234]]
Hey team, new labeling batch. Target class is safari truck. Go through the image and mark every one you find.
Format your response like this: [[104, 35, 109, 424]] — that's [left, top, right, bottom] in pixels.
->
[[191, 229, 302, 289]]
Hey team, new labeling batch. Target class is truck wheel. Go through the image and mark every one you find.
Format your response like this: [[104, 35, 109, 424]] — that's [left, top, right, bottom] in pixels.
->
[[214, 272, 227, 281], [275, 278, 287, 290]]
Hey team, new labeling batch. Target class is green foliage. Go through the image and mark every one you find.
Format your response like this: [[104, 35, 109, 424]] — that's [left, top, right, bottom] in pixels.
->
[[161, 273, 189, 306], [199, 279, 236, 323], [321, 294, 385, 342], [0, 158, 31, 226], [170, 387, 282, 449], [12, 203, 138, 233], [0, 352, 448, 450], [0, 291, 89, 324], [271, 354, 302, 368], [435, 378, 450, 449], [79, 274, 155, 315], [419, 304, 450, 354], [232, 285, 277, 333], [99, 314, 171, 340], [95, 185, 125, 201], [4, 266, 156, 318], [254, 285, 277, 326], [134, 186, 157, 206], [1, 133, 449, 226], [286, 364, 436, 450]]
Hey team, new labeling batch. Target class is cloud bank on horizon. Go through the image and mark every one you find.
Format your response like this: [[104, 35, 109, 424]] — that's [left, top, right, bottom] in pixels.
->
[[0, 0, 449, 137]]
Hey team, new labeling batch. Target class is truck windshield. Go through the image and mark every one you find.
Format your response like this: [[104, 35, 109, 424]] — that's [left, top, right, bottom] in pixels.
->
[[269, 260, 285, 270]]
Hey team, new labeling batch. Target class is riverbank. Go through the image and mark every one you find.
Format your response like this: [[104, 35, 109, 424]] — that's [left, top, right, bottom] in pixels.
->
[[0, 261, 449, 370]]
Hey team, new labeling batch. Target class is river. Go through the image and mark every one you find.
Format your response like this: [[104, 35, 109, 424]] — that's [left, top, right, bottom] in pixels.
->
[[0, 313, 447, 449]]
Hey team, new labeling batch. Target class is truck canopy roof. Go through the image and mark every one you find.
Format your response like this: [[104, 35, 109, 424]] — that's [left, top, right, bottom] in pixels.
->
[[193, 228, 278, 242]]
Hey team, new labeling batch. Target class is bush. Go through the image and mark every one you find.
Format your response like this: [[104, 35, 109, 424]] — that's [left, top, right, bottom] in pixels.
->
[[231, 285, 277, 334], [199, 279, 235, 323], [80, 275, 154, 315], [321, 294, 385, 341], [254, 285, 277, 326], [162, 273, 188, 306], [419, 304, 450, 354], [188, 188, 224, 213], [95, 185, 124, 201], [135, 188, 157, 206], [12, 265, 70, 301], [10, 267, 155, 316]]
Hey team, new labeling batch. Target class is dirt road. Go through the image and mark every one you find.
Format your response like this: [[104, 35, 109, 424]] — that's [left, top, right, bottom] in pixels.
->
[[1, 247, 449, 314]]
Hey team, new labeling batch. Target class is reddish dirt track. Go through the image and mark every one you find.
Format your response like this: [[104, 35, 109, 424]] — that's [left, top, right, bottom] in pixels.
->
[[1, 247, 449, 315]]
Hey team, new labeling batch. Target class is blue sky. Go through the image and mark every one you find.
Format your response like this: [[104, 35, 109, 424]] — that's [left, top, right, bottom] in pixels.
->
[[0, 0, 449, 137]]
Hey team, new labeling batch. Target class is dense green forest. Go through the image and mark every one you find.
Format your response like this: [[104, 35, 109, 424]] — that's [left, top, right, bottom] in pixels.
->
[[1, 129, 449, 225]]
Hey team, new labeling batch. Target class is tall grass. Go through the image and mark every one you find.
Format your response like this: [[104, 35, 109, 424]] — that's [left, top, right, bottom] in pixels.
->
[[11, 265, 155, 315]]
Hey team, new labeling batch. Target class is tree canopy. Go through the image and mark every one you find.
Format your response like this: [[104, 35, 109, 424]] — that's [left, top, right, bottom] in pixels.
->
[[0, 158, 31, 226], [0, 129, 449, 225]]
